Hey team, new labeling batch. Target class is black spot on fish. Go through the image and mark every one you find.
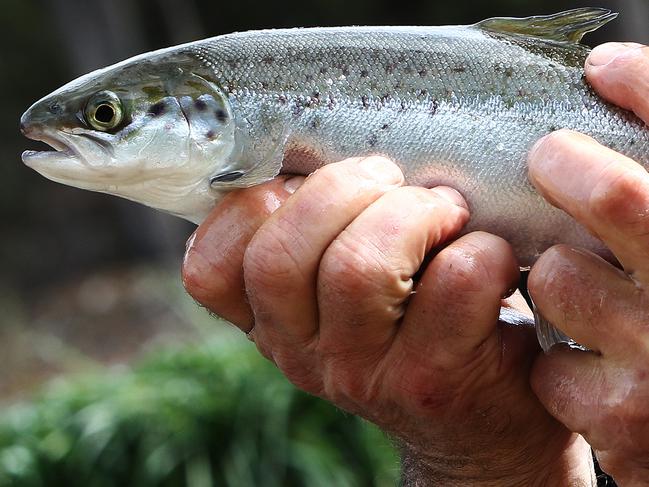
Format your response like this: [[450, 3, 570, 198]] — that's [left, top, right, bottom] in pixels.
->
[[430, 99, 439, 115], [630, 139, 637, 146], [328, 94, 336, 110], [262, 55, 275, 65], [418, 89, 428, 97], [381, 124, 389, 130], [367, 133, 378, 147], [385, 63, 395, 75], [319, 66, 328, 75], [149, 101, 166, 117], [361, 95, 370, 109], [206, 130, 215, 139], [418, 69, 427, 77], [452, 66, 466, 73], [342, 66, 350, 76], [261, 81, 269, 89], [278, 94, 287, 105], [360, 69, 369, 78], [504, 67, 514, 77], [549, 125, 558, 132], [305, 73, 314, 82], [380, 94, 390, 105], [215, 109, 228, 123], [310, 118, 320, 130], [194, 99, 208, 111], [293, 104, 304, 117]]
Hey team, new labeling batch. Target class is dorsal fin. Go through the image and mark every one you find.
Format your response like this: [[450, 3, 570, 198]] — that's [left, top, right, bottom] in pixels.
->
[[476, 7, 618, 44]]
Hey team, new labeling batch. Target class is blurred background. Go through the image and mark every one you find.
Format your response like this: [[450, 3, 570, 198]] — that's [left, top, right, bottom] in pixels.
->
[[0, 0, 646, 485]]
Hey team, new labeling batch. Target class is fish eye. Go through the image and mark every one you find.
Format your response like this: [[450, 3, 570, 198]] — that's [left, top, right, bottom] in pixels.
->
[[85, 91, 123, 131]]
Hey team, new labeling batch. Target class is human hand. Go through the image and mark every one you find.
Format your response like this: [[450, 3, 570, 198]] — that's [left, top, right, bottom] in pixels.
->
[[528, 43, 649, 485], [182, 157, 593, 485]]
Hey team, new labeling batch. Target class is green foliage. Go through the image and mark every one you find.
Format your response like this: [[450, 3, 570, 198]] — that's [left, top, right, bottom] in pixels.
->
[[0, 336, 399, 486]]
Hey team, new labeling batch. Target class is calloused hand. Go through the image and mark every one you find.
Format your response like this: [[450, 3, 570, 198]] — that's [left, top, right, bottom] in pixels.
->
[[529, 43, 649, 485], [183, 157, 593, 485]]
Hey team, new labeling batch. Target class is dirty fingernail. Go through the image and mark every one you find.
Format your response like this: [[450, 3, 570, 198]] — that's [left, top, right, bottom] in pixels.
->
[[284, 176, 306, 194], [429, 186, 468, 209]]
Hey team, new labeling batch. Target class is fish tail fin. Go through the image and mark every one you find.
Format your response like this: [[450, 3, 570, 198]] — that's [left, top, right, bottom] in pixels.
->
[[476, 7, 618, 44]]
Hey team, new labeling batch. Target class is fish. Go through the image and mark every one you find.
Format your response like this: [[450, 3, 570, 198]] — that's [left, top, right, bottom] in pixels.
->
[[20, 8, 649, 350]]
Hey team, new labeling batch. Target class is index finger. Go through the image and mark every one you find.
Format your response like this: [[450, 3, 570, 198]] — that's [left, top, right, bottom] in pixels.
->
[[182, 176, 300, 329], [528, 130, 649, 282]]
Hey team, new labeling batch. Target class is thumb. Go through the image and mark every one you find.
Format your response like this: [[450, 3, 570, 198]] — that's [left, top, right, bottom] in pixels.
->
[[585, 42, 649, 124]]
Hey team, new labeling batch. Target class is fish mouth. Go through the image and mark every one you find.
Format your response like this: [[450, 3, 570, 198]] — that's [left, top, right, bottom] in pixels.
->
[[21, 130, 82, 167], [19, 125, 109, 192]]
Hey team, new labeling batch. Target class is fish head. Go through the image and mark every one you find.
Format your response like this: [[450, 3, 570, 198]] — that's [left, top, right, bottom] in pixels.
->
[[20, 50, 237, 222]]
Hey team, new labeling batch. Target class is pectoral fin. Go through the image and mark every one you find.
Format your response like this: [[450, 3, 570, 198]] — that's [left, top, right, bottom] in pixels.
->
[[210, 106, 289, 190], [476, 7, 618, 44]]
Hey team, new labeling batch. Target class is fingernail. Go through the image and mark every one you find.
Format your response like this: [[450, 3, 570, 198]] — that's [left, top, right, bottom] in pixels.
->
[[358, 156, 404, 185], [185, 230, 197, 252], [284, 176, 306, 194], [183, 230, 199, 267], [429, 186, 468, 209], [587, 42, 644, 67]]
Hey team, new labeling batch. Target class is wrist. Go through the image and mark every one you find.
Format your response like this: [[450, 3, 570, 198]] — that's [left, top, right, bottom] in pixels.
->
[[399, 433, 595, 487]]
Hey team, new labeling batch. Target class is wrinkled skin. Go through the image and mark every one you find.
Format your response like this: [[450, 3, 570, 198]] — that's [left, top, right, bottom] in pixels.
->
[[529, 42, 649, 486], [183, 164, 592, 483], [182, 42, 649, 486]]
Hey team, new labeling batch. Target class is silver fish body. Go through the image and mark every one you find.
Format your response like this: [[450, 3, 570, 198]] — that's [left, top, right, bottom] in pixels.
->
[[21, 9, 649, 268]]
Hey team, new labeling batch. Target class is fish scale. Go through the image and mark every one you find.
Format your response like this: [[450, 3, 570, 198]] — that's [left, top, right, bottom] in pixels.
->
[[187, 24, 648, 266]]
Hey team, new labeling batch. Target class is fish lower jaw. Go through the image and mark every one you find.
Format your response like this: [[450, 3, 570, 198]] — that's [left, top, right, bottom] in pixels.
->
[[22, 149, 77, 164]]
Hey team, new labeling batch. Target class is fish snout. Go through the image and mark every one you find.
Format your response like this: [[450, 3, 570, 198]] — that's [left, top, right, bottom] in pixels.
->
[[20, 99, 66, 140], [20, 106, 46, 141]]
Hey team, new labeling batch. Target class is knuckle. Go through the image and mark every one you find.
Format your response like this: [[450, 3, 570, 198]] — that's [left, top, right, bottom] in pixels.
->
[[269, 343, 323, 395], [311, 160, 356, 187], [588, 167, 649, 237], [320, 233, 402, 300], [322, 359, 381, 407], [434, 242, 491, 296], [278, 360, 323, 395], [243, 222, 307, 295]]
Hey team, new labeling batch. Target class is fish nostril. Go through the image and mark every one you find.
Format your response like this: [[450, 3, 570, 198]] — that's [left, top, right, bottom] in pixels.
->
[[49, 102, 62, 114]]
